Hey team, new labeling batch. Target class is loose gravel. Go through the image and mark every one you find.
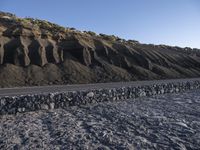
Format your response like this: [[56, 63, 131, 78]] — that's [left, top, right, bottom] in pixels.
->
[[1, 90, 200, 149]]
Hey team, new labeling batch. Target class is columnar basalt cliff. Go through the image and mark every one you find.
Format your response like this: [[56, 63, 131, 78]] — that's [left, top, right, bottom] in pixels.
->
[[1, 12, 200, 87]]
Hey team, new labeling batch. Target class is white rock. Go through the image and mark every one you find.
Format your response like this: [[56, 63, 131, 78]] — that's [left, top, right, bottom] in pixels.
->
[[50, 103, 55, 109], [86, 92, 94, 98], [140, 91, 146, 97], [41, 104, 49, 110], [161, 89, 165, 94], [2, 16, 11, 19]]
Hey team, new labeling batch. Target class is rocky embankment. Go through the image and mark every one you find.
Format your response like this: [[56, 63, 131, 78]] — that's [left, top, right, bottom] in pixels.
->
[[0, 80, 200, 115], [0, 12, 200, 87]]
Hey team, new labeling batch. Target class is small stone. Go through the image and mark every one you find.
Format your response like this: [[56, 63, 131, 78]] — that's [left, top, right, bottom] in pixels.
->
[[0, 99, 6, 105], [86, 92, 94, 98], [18, 108, 22, 112], [49, 103, 55, 109], [102, 94, 106, 97], [22, 107, 25, 112], [176, 88, 179, 92], [41, 104, 49, 110], [161, 89, 165, 94], [139, 91, 146, 97]]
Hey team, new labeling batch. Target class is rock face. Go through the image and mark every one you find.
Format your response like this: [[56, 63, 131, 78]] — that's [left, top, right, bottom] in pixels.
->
[[0, 12, 200, 87]]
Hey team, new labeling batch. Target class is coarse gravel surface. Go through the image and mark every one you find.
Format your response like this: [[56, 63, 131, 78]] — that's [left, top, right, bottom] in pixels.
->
[[1, 90, 200, 150]]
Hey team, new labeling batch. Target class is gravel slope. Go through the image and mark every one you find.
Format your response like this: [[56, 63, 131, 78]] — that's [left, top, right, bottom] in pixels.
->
[[1, 90, 200, 150]]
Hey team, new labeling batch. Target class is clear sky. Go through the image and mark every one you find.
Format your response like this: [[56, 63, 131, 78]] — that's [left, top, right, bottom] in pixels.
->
[[1, 0, 200, 48]]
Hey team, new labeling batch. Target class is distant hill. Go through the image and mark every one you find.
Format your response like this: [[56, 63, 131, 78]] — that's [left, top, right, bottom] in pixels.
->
[[0, 11, 200, 87]]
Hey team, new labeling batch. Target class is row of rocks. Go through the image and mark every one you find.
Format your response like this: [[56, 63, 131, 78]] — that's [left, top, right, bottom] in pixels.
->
[[0, 81, 200, 115]]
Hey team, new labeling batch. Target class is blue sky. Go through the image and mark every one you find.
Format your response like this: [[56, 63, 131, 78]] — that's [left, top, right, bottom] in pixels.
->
[[1, 0, 200, 48]]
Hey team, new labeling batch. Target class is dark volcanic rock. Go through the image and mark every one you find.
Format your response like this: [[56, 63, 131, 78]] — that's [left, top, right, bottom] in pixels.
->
[[0, 12, 200, 87], [0, 80, 199, 115]]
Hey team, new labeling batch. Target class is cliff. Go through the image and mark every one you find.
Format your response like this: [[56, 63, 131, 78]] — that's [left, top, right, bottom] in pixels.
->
[[0, 12, 200, 87]]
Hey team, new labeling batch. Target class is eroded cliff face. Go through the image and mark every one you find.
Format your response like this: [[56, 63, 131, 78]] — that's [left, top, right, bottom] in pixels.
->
[[0, 12, 200, 87]]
